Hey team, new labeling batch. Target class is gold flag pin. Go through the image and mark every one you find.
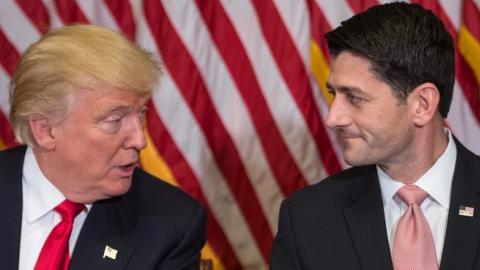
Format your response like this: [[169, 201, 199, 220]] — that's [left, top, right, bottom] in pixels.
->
[[103, 245, 118, 260], [459, 205, 475, 217]]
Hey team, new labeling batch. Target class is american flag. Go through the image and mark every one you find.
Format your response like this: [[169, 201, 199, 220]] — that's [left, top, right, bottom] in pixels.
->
[[0, 1, 478, 269]]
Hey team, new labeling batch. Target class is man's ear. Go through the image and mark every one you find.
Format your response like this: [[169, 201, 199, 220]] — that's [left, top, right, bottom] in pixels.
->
[[408, 82, 440, 127], [29, 114, 56, 150]]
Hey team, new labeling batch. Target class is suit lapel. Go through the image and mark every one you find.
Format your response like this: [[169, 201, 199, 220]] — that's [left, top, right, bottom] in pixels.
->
[[70, 196, 135, 270], [440, 142, 480, 270], [0, 146, 138, 270], [0, 147, 26, 270], [343, 167, 393, 270]]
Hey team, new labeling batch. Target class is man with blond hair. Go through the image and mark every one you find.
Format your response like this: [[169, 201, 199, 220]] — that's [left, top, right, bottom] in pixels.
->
[[0, 25, 206, 270]]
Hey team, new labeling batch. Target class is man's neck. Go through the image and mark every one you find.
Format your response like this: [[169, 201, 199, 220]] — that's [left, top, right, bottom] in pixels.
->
[[379, 126, 449, 184]]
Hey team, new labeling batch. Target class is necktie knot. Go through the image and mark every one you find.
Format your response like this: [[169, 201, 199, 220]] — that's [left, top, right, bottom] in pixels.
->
[[55, 199, 84, 223], [396, 185, 428, 206]]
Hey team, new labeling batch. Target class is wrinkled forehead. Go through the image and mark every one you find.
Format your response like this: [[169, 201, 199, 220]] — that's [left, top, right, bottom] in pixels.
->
[[71, 87, 150, 112]]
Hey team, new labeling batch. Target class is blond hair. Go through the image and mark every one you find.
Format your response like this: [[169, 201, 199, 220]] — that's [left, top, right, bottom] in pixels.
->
[[9, 24, 161, 146]]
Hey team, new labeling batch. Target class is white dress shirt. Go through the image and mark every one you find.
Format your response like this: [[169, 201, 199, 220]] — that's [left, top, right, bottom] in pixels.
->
[[378, 130, 457, 264], [19, 147, 91, 270]]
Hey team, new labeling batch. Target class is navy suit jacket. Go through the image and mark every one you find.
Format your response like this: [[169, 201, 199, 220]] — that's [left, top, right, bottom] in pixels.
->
[[0, 146, 206, 270], [270, 140, 480, 270]]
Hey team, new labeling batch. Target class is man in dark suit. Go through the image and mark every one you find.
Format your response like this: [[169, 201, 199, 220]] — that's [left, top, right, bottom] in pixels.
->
[[1, 24, 206, 269], [271, 2, 480, 270]]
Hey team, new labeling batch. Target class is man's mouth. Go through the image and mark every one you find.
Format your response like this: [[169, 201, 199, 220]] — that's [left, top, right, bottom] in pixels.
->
[[340, 134, 358, 139], [116, 162, 137, 177], [337, 129, 361, 139], [338, 132, 361, 140]]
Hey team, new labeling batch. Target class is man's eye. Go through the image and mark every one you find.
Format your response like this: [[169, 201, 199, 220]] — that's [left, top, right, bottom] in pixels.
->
[[346, 94, 363, 105], [104, 115, 122, 123], [100, 115, 123, 134], [139, 107, 148, 120]]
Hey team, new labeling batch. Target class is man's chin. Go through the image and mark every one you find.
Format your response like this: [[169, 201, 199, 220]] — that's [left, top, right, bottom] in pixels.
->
[[342, 150, 372, 167], [106, 177, 132, 197]]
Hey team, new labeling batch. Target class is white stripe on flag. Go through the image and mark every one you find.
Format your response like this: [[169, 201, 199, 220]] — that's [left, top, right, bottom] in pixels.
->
[[438, 0, 462, 30], [151, 68, 266, 270], [162, 0, 282, 232], [474, 0, 480, 13], [221, 0, 326, 184], [448, 83, 480, 155], [0, 0, 40, 52], [314, 0, 353, 29], [41, 0, 65, 29], [132, 2, 266, 267], [75, 0, 121, 31], [0, 66, 10, 115], [274, 0, 311, 66]]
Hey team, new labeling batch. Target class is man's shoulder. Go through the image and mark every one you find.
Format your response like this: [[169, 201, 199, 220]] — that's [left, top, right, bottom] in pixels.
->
[[456, 139, 480, 164], [0, 146, 26, 182], [454, 139, 480, 178], [285, 165, 377, 209], [126, 168, 204, 216], [0, 146, 26, 161]]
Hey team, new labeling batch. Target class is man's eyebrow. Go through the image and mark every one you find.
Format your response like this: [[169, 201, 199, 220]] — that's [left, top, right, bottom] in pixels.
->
[[95, 106, 131, 119], [326, 83, 365, 95]]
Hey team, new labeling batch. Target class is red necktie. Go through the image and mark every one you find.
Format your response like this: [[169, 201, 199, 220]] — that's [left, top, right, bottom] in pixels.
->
[[393, 185, 438, 270], [34, 199, 85, 270]]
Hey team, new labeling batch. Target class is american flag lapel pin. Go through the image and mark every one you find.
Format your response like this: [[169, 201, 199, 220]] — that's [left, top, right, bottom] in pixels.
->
[[459, 205, 475, 217], [103, 245, 118, 260]]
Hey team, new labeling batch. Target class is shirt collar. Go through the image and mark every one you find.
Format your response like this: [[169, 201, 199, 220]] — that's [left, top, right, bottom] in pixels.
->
[[378, 129, 457, 210], [21, 147, 94, 224]]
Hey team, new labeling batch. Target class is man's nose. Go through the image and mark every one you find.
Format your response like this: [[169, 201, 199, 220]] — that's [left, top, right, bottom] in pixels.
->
[[124, 117, 147, 150], [326, 97, 351, 130]]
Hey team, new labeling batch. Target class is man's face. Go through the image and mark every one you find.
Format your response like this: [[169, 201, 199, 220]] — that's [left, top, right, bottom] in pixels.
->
[[326, 52, 415, 167], [50, 88, 148, 202]]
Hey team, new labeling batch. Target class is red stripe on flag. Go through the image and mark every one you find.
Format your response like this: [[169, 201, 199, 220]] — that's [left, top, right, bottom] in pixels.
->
[[456, 57, 480, 122], [15, 0, 50, 34], [307, 0, 333, 62], [412, 0, 457, 38], [195, 0, 308, 196], [0, 112, 16, 147], [103, 0, 136, 40], [144, 0, 273, 261], [54, 0, 89, 24], [0, 30, 20, 76], [0, 21, 23, 148], [346, 0, 379, 14], [412, 0, 480, 123], [463, 0, 480, 43], [145, 104, 241, 270], [251, 0, 342, 174]]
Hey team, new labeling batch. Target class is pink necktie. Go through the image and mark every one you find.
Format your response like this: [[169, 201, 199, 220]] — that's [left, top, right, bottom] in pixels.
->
[[35, 200, 85, 270], [393, 185, 438, 270]]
